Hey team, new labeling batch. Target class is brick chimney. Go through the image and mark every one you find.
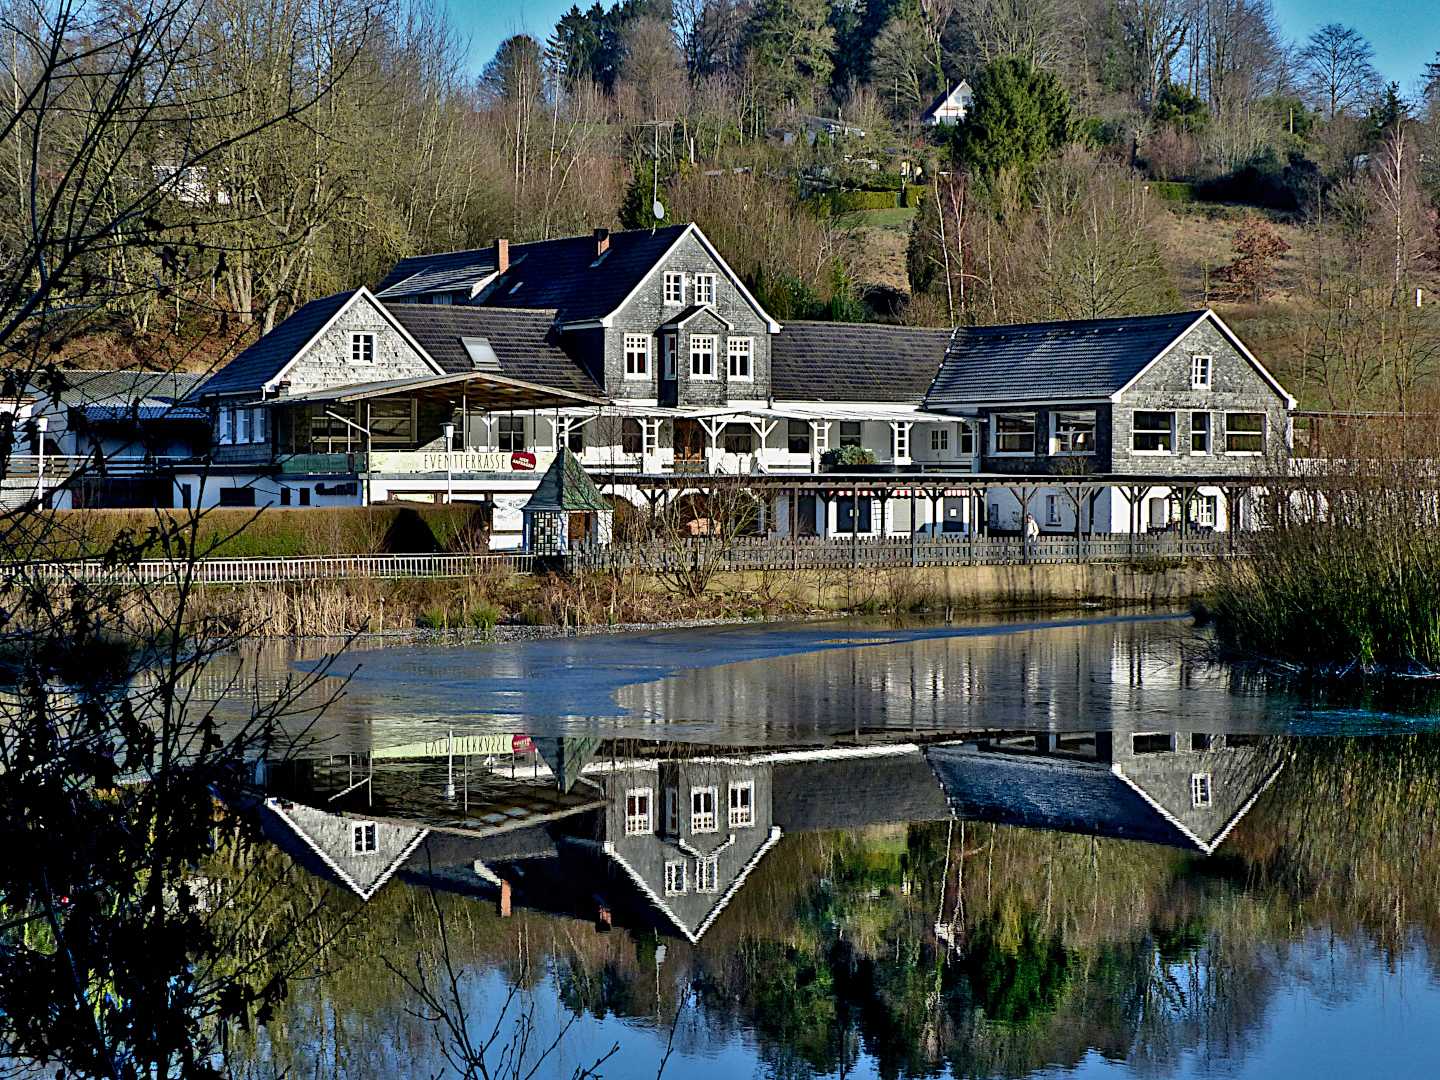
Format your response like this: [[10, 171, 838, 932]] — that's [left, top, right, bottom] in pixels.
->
[[594, 228, 610, 258], [496, 238, 509, 272]]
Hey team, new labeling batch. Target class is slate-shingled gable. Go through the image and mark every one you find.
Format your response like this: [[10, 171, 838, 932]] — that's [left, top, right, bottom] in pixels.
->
[[771, 322, 954, 402], [382, 305, 602, 395], [926, 311, 1207, 407], [190, 291, 356, 400]]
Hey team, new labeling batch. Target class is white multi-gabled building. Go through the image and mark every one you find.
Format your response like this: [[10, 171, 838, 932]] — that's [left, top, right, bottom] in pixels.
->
[[173, 222, 1293, 547]]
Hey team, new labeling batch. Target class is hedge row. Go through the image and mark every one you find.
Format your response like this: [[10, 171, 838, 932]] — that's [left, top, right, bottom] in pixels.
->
[[14, 505, 488, 560], [1147, 181, 1198, 202], [806, 189, 901, 215]]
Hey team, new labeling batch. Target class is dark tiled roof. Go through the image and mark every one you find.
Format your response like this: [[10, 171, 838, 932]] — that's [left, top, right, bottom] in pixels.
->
[[925, 746, 1194, 849], [381, 225, 691, 324], [925, 311, 1205, 408], [33, 369, 206, 406], [384, 305, 601, 394], [524, 447, 608, 512], [772, 752, 952, 832], [82, 404, 208, 423], [771, 322, 954, 402], [191, 291, 356, 400], [377, 249, 498, 296]]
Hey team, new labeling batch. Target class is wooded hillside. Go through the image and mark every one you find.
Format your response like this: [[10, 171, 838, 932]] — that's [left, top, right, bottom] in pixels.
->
[[5, 0, 1439, 410]]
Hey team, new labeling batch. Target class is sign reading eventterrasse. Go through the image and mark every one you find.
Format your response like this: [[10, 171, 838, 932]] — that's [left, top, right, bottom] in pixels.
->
[[370, 450, 555, 474]]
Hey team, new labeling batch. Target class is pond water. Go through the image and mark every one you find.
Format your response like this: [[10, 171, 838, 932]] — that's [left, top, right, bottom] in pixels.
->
[[225, 614, 1440, 1079]]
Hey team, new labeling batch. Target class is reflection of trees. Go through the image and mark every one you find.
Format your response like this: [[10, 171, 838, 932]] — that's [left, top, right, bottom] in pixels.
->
[[213, 734, 1440, 1078]]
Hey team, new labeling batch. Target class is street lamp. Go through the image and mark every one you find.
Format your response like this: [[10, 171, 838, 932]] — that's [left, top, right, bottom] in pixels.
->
[[34, 416, 48, 507], [442, 422, 455, 504]]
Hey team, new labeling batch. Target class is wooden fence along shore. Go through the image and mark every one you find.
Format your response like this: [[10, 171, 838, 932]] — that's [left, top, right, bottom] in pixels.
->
[[16, 534, 1230, 586]]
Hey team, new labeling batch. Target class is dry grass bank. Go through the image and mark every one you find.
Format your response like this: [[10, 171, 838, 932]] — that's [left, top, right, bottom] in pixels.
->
[[171, 559, 1213, 637]]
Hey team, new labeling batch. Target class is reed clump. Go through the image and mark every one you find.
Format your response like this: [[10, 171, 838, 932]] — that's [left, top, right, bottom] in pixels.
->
[[1211, 421, 1440, 673]]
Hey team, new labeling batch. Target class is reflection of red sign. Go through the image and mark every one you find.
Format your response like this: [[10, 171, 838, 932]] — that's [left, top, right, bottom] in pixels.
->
[[512, 735, 534, 753], [511, 452, 536, 471]]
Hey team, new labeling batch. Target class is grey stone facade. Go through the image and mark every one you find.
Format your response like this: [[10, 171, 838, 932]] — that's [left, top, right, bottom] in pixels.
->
[[212, 293, 437, 465], [602, 761, 775, 939], [276, 295, 436, 397], [595, 230, 773, 406], [974, 319, 1290, 476]]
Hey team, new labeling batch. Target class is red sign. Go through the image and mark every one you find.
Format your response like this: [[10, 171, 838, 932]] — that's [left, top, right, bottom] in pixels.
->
[[511, 451, 536, 471], [511, 734, 535, 754]]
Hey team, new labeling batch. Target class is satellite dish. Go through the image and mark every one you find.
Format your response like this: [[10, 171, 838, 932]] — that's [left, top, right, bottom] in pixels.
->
[[653, 200, 665, 220]]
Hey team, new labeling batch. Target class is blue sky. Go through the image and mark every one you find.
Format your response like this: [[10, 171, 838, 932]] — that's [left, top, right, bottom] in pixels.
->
[[448, 0, 1439, 93]]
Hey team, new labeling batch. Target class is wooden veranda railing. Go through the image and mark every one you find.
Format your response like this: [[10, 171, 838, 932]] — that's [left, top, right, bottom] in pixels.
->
[[7, 533, 1228, 586], [15, 552, 534, 586], [570, 533, 1231, 573]]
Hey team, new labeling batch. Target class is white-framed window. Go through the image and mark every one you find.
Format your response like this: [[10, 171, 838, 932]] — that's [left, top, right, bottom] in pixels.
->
[[727, 337, 752, 379], [960, 425, 975, 455], [351, 332, 375, 365], [351, 821, 377, 854], [253, 408, 267, 443], [665, 787, 679, 835], [993, 413, 1036, 455], [497, 415, 525, 452], [1046, 494, 1062, 526], [1051, 411, 1096, 455], [664, 859, 687, 895], [236, 407, 250, 444], [690, 335, 715, 378], [624, 334, 650, 378], [695, 273, 716, 305], [838, 421, 863, 447], [1191, 412, 1210, 454], [691, 787, 717, 832], [788, 419, 811, 455], [1197, 494, 1217, 527], [1132, 411, 1175, 453], [729, 781, 754, 828], [1190, 772, 1212, 808], [218, 406, 234, 445], [1225, 412, 1265, 454], [663, 272, 684, 305], [1190, 354, 1212, 389], [697, 855, 719, 893], [931, 428, 948, 452], [625, 788, 652, 835]]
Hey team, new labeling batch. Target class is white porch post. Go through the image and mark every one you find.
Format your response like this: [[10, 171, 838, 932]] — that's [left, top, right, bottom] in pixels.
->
[[642, 418, 662, 472], [746, 416, 777, 471], [699, 416, 724, 473], [890, 421, 913, 466], [809, 420, 830, 472]]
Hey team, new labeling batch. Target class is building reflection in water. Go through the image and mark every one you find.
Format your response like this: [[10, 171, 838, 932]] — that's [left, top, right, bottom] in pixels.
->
[[260, 725, 1283, 939]]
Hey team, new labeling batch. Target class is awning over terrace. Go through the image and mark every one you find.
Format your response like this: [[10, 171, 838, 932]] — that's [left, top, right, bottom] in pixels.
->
[[269, 370, 607, 412]]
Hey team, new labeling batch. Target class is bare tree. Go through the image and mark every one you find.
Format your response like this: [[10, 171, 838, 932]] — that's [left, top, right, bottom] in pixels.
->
[[1299, 23, 1380, 120]]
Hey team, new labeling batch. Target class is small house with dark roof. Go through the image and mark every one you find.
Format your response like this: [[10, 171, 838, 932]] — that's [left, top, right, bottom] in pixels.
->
[[521, 447, 613, 555], [922, 81, 973, 126], [924, 309, 1295, 533]]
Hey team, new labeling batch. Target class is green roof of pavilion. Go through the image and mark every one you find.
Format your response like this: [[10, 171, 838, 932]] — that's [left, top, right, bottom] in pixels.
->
[[522, 446, 609, 513]]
